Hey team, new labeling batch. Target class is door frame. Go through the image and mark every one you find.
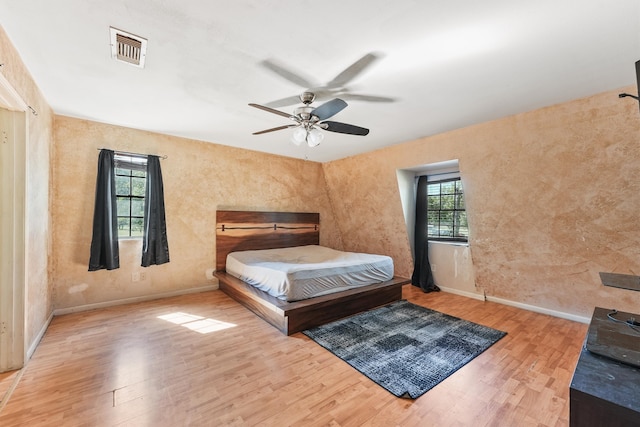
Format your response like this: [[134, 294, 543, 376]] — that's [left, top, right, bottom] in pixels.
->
[[0, 71, 28, 372]]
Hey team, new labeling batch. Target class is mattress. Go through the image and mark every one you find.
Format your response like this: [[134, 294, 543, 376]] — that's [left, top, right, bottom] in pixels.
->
[[225, 245, 394, 301]]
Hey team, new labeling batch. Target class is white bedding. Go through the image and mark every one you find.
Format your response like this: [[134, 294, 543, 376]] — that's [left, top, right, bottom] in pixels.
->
[[225, 245, 394, 301]]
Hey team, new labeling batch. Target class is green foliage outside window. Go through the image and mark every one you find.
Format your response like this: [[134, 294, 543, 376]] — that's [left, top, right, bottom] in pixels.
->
[[116, 167, 146, 238], [426, 178, 468, 241]]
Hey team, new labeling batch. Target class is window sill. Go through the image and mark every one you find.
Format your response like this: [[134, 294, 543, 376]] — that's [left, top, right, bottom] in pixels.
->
[[428, 240, 469, 247]]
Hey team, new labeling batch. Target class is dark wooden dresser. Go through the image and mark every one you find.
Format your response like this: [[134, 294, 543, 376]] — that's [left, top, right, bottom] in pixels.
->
[[569, 307, 640, 426]]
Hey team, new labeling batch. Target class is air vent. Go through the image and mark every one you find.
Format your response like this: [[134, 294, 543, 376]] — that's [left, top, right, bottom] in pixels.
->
[[109, 27, 147, 68]]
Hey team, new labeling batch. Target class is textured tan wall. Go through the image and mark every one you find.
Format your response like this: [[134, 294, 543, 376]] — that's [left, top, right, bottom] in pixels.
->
[[323, 87, 640, 318], [51, 116, 342, 310], [0, 26, 54, 352]]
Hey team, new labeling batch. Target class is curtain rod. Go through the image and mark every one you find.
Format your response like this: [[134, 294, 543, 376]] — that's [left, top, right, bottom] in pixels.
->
[[97, 148, 167, 160]]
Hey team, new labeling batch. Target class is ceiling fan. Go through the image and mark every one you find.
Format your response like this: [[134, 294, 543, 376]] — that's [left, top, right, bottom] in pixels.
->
[[249, 91, 369, 147], [260, 53, 395, 108]]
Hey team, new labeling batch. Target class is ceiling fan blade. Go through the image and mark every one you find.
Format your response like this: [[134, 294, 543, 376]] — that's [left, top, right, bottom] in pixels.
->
[[338, 93, 396, 103], [321, 121, 369, 136], [326, 53, 380, 87], [252, 124, 296, 135], [260, 59, 319, 88], [311, 98, 348, 121], [249, 103, 294, 119], [263, 89, 336, 108], [263, 95, 305, 108]]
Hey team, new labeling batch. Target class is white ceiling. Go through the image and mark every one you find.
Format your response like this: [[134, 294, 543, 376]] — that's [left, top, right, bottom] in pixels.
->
[[1, 1, 638, 162]]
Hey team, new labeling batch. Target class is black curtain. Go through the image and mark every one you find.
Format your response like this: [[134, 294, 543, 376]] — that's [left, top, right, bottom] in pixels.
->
[[88, 149, 120, 271], [411, 175, 439, 292], [141, 155, 170, 267]]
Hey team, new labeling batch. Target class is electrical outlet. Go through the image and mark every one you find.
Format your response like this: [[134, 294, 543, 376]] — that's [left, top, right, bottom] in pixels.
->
[[431, 264, 437, 272], [139, 271, 147, 281], [132, 272, 140, 282]]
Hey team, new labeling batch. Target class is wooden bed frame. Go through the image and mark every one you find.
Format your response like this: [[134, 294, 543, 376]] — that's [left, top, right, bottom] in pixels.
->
[[214, 210, 410, 335]]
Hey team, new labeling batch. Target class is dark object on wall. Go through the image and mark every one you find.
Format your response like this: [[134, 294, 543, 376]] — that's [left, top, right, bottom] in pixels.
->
[[599, 271, 640, 292], [88, 149, 120, 271], [570, 307, 640, 426], [141, 155, 169, 267], [618, 59, 640, 111]]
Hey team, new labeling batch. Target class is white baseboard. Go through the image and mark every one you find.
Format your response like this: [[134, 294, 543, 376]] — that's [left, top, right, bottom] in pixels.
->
[[437, 286, 591, 324], [27, 311, 54, 360], [437, 286, 485, 301], [485, 295, 591, 324], [53, 284, 219, 316]]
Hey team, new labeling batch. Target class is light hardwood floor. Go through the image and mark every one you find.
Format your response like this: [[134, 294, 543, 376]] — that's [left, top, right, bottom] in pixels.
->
[[0, 286, 587, 426]]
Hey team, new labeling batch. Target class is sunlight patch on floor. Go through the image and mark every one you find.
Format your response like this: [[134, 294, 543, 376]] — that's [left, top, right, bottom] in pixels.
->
[[157, 312, 236, 334]]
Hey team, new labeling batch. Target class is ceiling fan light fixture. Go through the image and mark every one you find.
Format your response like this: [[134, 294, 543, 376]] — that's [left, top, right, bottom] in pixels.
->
[[290, 125, 324, 147], [307, 128, 324, 147], [291, 126, 307, 145]]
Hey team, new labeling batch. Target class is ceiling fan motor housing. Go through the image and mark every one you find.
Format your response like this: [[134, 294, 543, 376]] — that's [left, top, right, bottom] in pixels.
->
[[300, 91, 316, 105], [294, 105, 315, 122]]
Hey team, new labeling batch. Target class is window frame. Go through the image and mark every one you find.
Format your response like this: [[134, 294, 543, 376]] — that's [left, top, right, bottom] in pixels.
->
[[423, 174, 468, 243], [114, 154, 147, 239]]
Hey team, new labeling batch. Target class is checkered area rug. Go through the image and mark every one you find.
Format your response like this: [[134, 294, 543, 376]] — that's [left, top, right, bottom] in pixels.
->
[[303, 300, 506, 399]]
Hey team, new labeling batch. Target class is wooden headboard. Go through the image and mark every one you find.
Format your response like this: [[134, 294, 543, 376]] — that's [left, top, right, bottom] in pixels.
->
[[215, 210, 320, 271]]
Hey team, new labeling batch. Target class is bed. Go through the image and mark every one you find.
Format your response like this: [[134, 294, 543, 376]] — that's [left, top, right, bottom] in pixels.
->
[[214, 210, 410, 335]]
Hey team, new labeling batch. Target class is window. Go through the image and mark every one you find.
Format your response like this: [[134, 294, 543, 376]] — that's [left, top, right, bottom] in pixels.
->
[[426, 177, 468, 242], [114, 155, 147, 238]]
